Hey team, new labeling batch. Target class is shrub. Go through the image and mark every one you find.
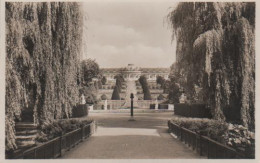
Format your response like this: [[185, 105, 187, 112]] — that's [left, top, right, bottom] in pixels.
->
[[156, 75, 165, 87], [101, 94, 107, 100], [111, 85, 120, 100], [170, 117, 255, 158], [157, 94, 165, 100], [72, 104, 88, 117], [171, 117, 228, 142], [138, 75, 152, 100], [158, 104, 168, 109], [81, 59, 100, 85], [101, 76, 107, 85], [174, 103, 212, 118], [36, 118, 93, 143], [223, 124, 255, 158]]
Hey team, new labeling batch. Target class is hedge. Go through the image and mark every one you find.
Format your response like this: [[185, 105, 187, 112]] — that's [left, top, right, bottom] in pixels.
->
[[174, 103, 212, 118], [158, 104, 168, 109], [150, 104, 155, 109], [72, 104, 88, 117]]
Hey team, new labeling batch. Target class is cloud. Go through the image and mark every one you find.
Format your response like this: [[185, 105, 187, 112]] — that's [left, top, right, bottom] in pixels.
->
[[87, 43, 175, 68], [82, 1, 177, 68]]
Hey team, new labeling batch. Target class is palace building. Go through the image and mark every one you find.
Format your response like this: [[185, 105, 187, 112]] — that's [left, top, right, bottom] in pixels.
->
[[98, 64, 170, 104], [101, 64, 170, 81]]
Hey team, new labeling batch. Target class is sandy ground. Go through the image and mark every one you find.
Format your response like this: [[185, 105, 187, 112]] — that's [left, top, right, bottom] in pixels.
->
[[62, 112, 203, 159]]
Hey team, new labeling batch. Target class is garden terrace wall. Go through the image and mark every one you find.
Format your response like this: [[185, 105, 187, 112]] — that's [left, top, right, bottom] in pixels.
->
[[174, 104, 212, 118], [6, 121, 96, 159], [168, 121, 245, 159]]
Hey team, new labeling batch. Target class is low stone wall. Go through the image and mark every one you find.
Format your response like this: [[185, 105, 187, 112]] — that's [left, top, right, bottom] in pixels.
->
[[95, 100, 166, 110]]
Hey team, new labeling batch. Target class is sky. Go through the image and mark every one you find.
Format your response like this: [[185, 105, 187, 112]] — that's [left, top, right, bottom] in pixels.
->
[[82, 1, 177, 68]]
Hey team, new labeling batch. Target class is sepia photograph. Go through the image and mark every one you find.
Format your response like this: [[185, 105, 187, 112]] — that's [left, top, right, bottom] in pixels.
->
[[1, 0, 258, 161]]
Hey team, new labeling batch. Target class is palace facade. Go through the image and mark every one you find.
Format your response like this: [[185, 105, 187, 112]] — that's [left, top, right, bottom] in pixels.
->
[[101, 64, 170, 81], [98, 64, 170, 102]]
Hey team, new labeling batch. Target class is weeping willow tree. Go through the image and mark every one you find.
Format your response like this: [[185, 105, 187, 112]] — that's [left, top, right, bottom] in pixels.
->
[[168, 2, 255, 130], [6, 2, 83, 151]]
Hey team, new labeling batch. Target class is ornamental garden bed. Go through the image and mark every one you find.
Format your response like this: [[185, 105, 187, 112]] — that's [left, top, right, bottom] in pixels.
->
[[6, 119, 96, 159], [168, 117, 255, 158]]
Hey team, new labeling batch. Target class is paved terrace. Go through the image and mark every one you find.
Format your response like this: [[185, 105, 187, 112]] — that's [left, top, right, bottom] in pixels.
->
[[62, 112, 203, 159]]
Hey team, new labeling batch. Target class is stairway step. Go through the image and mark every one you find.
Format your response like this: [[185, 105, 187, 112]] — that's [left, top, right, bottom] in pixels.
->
[[16, 135, 37, 140], [16, 140, 35, 148], [15, 125, 37, 129], [16, 130, 38, 135], [15, 123, 37, 128]]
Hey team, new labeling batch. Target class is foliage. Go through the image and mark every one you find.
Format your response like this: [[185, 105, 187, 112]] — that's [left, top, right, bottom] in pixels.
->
[[171, 117, 255, 158], [171, 117, 228, 142], [157, 94, 165, 100], [114, 74, 124, 92], [223, 124, 255, 158], [174, 103, 212, 118], [138, 75, 152, 100], [168, 2, 255, 129], [81, 84, 98, 104], [98, 81, 102, 89], [111, 85, 120, 100], [36, 118, 93, 143], [167, 77, 181, 103], [81, 59, 100, 86], [101, 94, 107, 100], [156, 76, 165, 88], [101, 76, 107, 85], [5, 2, 83, 151]]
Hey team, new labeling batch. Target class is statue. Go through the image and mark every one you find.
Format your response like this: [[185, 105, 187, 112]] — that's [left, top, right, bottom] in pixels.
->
[[104, 99, 108, 110], [80, 94, 86, 104], [155, 99, 158, 110]]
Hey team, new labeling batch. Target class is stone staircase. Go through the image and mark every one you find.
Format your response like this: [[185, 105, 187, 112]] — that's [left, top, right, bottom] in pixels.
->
[[15, 122, 38, 149], [122, 79, 139, 108]]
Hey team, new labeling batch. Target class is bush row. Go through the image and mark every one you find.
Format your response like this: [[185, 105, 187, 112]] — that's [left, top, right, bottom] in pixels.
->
[[72, 104, 89, 117], [174, 103, 212, 118], [171, 117, 255, 158], [36, 118, 93, 143]]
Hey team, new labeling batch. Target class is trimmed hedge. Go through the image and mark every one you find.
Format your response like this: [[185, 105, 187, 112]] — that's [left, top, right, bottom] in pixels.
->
[[158, 104, 168, 109], [36, 119, 93, 143], [138, 76, 152, 100], [174, 103, 212, 118], [150, 104, 155, 109], [72, 104, 88, 117], [111, 85, 120, 100]]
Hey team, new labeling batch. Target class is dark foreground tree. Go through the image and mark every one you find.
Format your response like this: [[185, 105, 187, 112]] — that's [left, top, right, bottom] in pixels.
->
[[168, 2, 255, 129], [5, 2, 83, 151]]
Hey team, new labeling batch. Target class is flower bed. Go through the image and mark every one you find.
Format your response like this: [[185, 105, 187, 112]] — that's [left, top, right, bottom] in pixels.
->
[[170, 117, 255, 158]]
